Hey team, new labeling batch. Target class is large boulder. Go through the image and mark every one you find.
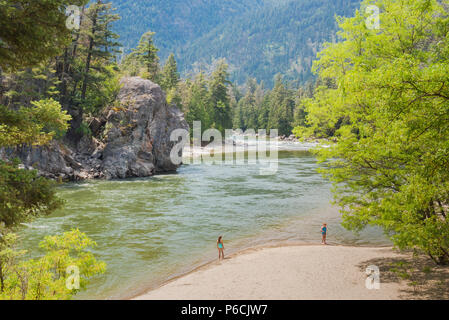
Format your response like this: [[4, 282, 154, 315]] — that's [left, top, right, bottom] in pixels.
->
[[0, 77, 189, 181], [101, 77, 188, 179]]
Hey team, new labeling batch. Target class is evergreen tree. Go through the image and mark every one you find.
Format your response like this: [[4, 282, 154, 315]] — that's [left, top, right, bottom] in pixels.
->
[[186, 72, 211, 134], [161, 53, 180, 91], [62, 0, 121, 142], [1, 64, 60, 108], [233, 100, 245, 130], [257, 94, 271, 131], [208, 60, 232, 133], [242, 78, 258, 130], [131, 31, 160, 82], [0, 0, 89, 71], [230, 84, 244, 130], [268, 75, 294, 136], [80, 0, 121, 105], [293, 87, 308, 128]]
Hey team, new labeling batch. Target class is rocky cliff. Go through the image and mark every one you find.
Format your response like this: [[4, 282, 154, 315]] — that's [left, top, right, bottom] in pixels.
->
[[0, 77, 189, 180]]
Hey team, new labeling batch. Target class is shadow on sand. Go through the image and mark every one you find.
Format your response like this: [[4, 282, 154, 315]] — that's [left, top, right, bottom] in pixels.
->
[[359, 253, 449, 300]]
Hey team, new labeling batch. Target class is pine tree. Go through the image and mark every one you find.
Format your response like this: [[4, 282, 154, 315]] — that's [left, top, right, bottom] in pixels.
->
[[80, 1, 121, 103], [268, 74, 294, 136], [233, 99, 245, 130], [0, 0, 89, 71], [161, 53, 180, 91], [257, 94, 271, 131], [209, 60, 232, 133], [186, 72, 211, 134], [230, 84, 243, 129], [242, 78, 258, 130], [131, 31, 160, 82], [61, 0, 121, 142]]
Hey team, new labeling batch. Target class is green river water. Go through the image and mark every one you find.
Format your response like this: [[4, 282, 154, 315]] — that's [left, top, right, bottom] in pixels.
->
[[18, 144, 390, 299]]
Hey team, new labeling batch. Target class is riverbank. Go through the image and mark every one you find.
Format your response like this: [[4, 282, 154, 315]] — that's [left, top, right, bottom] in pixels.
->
[[133, 244, 448, 300]]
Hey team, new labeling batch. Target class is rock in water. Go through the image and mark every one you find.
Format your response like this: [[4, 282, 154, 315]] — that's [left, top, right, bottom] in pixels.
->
[[101, 77, 188, 179], [0, 77, 189, 181]]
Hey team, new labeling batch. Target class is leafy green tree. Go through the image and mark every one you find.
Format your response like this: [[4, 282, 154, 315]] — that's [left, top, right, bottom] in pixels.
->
[[0, 229, 106, 300], [0, 159, 64, 230], [298, 0, 449, 264], [0, 98, 71, 235], [0, 99, 71, 147], [0, 231, 25, 293], [0, 99, 72, 295]]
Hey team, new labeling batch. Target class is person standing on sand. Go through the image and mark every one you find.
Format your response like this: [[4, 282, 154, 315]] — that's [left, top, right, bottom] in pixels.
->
[[321, 223, 327, 245], [217, 236, 225, 260]]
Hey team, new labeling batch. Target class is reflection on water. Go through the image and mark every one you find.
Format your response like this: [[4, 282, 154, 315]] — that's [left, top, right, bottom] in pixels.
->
[[18, 147, 390, 299]]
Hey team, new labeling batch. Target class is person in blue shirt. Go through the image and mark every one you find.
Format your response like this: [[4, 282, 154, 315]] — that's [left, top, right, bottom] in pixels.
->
[[321, 223, 328, 245]]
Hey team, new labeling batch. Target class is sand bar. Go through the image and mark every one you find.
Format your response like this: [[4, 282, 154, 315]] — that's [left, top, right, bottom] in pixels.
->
[[133, 245, 426, 300]]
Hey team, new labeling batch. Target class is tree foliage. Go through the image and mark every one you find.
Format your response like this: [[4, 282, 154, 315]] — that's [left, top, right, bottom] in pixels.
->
[[0, 1, 109, 300], [128, 31, 160, 82], [0, 159, 64, 229], [161, 53, 180, 91], [0, 229, 106, 300], [297, 0, 449, 264], [1, 1, 122, 144], [0, 0, 89, 71], [0, 98, 71, 231], [0, 100, 71, 147]]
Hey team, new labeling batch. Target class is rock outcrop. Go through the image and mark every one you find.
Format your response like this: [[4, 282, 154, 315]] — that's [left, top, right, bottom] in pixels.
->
[[101, 77, 188, 179], [0, 77, 189, 180]]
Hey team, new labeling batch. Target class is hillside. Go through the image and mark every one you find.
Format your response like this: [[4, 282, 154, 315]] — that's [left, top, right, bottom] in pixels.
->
[[110, 0, 265, 57], [180, 0, 361, 86], [110, 0, 361, 86]]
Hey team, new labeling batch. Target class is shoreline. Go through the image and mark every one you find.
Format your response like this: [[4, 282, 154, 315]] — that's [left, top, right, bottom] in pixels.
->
[[130, 242, 416, 300]]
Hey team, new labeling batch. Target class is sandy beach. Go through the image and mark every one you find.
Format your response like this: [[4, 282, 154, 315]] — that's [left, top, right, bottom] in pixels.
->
[[133, 244, 441, 300]]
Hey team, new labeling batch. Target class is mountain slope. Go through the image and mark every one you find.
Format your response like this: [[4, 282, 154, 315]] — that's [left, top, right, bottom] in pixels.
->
[[110, 0, 361, 86], [179, 0, 361, 86], [110, 0, 265, 56]]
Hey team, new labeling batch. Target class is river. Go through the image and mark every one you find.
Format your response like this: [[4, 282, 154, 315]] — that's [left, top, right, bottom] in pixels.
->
[[18, 141, 390, 299]]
